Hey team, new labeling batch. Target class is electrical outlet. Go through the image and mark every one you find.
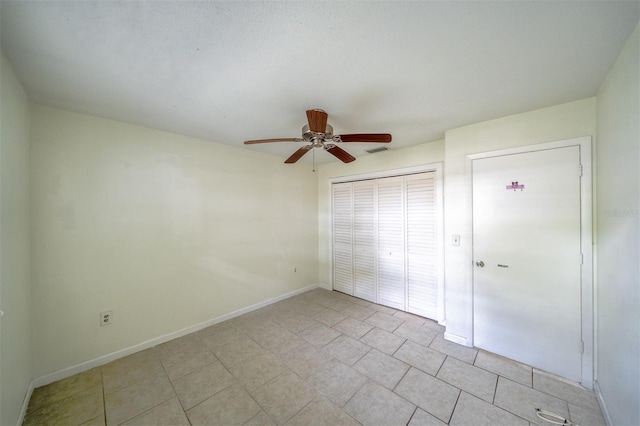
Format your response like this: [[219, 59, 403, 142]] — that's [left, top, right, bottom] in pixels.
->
[[294, 267, 297, 273], [100, 311, 113, 326]]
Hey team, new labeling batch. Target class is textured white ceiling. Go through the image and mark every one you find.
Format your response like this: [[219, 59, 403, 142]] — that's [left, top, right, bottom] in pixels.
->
[[1, 1, 638, 163]]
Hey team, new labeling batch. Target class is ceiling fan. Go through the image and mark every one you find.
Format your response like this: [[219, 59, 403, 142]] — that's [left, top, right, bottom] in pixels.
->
[[244, 109, 392, 164]]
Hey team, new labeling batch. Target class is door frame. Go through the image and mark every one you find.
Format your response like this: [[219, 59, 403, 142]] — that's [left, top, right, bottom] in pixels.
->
[[466, 136, 593, 387], [329, 163, 445, 323]]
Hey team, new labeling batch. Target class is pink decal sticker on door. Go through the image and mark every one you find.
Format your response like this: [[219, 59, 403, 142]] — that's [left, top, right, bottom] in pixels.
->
[[506, 181, 525, 191]]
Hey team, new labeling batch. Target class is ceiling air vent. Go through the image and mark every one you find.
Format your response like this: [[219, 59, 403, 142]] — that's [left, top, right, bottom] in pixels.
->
[[365, 146, 389, 154]]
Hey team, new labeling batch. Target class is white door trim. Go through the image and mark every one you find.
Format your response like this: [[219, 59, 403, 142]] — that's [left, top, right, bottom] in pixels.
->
[[328, 162, 445, 323], [465, 136, 593, 388]]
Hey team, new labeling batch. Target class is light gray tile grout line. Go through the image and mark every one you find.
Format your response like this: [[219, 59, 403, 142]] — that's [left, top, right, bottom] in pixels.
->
[[530, 366, 534, 389], [405, 406, 419, 426], [279, 396, 316, 426], [470, 349, 479, 364], [491, 374, 499, 404], [390, 337, 408, 358], [171, 335, 240, 418], [353, 346, 372, 366], [388, 377, 431, 423], [433, 354, 448, 378], [468, 354, 532, 390], [448, 388, 463, 425], [339, 377, 371, 413], [100, 364, 107, 425], [116, 357, 181, 426], [391, 365, 412, 393]]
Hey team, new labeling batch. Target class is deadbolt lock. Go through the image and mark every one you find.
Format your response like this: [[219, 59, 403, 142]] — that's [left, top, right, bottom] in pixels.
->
[[475, 261, 485, 268]]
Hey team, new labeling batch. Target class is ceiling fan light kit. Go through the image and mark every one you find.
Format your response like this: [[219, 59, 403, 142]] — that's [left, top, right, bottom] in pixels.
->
[[244, 109, 392, 166]]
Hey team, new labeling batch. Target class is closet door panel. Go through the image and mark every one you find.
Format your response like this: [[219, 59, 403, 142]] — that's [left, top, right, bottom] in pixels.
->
[[332, 182, 353, 295], [406, 172, 438, 318], [353, 180, 376, 302], [377, 176, 405, 310]]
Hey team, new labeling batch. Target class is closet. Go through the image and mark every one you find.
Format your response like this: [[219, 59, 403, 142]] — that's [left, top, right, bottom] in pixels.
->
[[331, 171, 439, 320]]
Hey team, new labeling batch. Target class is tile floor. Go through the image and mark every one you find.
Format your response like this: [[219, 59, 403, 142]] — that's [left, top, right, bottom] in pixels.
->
[[24, 288, 606, 426]]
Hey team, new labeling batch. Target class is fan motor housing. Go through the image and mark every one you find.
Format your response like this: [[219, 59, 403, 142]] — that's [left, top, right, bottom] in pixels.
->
[[302, 124, 334, 146]]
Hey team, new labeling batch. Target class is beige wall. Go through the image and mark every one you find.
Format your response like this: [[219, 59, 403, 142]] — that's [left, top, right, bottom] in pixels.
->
[[0, 54, 33, 425], [442, 98, 597, 343], [30, 105, 319, 378], [316, 141, 445, 288], [595, 21, 639, 426]]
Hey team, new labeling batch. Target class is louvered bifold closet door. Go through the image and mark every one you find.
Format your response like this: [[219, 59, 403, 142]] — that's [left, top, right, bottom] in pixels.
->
[[332, 182, 354, 295], [405, 172, 438, 318], [353, 180, 376, 302], [377, 176, 406, 310]]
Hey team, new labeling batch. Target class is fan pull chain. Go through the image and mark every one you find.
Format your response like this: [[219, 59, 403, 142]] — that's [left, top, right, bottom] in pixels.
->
[[312, 147, 316, 172]]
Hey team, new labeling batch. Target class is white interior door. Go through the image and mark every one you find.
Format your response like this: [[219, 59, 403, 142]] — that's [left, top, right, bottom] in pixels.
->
[[472, 146, 583, 382]]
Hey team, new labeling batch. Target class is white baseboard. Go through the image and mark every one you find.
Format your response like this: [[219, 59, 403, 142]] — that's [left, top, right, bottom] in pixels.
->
[[33, 284, 318, 388], [444, 331, 470, 347], [317, 282, 331, 291], [594, 380, 613, 426], [17, 380, 35, 425]]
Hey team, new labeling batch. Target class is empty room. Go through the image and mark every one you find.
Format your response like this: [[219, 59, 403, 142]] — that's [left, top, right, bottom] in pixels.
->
[[1, 1, 638, 425]]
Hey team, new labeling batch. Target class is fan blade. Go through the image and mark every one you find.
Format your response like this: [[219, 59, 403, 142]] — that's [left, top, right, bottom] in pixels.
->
[[336, 133, 392, 143], [324, 144, 356, 163], [284, 145, 313, 163], [306, 109, 328, 133], [244, 138, 303, 144]]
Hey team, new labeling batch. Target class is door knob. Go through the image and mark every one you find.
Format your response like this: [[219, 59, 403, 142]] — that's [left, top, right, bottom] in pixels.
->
[[475, 261, 485, 268]]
